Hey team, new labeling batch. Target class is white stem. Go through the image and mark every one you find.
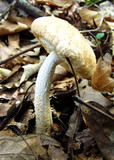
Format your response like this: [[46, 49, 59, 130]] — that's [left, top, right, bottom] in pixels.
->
[[34, 51, 62, 134]]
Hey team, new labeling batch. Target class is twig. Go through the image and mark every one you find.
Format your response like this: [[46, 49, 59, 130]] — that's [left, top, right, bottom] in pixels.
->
[[51, 107, 67, 131], [17, 0, 46, 17], [73, 96, 114, 121], [66, 57, 81, 160], [80, 6, 104, 33], [8, 126, 38, 160], [66, 57, 80, 97], [23, 82, 35, 100], [0, 43, 41, 65], [38, 155, 46, 160], [0, 0, 18, 22]]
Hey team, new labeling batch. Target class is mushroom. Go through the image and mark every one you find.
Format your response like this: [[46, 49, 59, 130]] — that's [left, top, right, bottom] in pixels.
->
[[31, 16, 96, 134]]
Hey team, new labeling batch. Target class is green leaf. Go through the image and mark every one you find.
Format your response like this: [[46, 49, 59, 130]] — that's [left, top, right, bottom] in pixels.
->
[[96, 33, 105, 40]]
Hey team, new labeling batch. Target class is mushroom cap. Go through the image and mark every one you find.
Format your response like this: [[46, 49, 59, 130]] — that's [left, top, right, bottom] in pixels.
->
[[31, 16, 96, 78]]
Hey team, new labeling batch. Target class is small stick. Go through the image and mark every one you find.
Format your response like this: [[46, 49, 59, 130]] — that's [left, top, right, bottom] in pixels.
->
[[73, 96, 114, 121], [80, 7, 104, 33], [66, 57, 80, 97], [66, 57, 82, 159], [8, 126, 38, 160], [17, 0, 46, 17], [0, 0, 18, 21], [0, 43, 41, 65]]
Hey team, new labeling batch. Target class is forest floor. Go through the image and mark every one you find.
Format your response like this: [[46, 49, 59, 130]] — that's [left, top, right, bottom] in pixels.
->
[[0, 0, 114, 160]]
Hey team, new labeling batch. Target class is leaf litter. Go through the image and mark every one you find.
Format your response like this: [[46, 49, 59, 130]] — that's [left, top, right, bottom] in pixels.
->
[[0, 0, 114, 160]]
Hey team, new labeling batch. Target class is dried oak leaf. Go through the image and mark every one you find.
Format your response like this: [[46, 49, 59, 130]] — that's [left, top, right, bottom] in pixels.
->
[[0, 134, 47, 160], [83, 112, 114, 160], [8, 33, 20, 51], [78, 8, 110, 31], [35, 0, 73, 7], [48, 145, 68, 160], [92, 58, 114, 93], [0, 40, 14, 61]]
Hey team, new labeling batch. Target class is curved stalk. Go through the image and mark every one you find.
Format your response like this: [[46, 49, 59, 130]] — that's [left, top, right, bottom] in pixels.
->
[[34, 51, 62, 134]]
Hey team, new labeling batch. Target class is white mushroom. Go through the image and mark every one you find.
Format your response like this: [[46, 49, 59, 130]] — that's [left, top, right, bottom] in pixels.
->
[[31, 16, 96, 134]]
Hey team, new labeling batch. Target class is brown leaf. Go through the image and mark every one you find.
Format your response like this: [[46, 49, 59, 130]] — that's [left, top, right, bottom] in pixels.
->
[[53, 77, 75, 92], [0, 68, 11, 80], [8, 33, 20, 51], [48, 145, 68, 160], [0, 102, 12, 117], [78, 8, 110, 31], [92, 58, 114, 93], [0, 102, 20, 131], [112, 56, 114, 72], [66, 108, 78, 138], [35, 0, 73, 7], [79, 80, 112, 106], [40, 134, 60, 147], [52, 65, 68, 82], [0, 40, 14, 61], [0, 134, 48, 160], [75, 128, 95, 152], [20, 56, 46, 83], [8, 16, 34, 28], [7, 108, 35, 134], [0, 20, 28, 36], [0, 65, 22, 89], [83, 111, 114, 160], [76, 153, 103, 160]]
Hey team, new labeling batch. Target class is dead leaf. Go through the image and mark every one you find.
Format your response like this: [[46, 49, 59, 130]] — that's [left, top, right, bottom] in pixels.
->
[[0, 102, 12, 117], [0, 101, 21, 131], [112, 56, 114, 73], [0, 68, 11, 80], [0, 89, 19, 101], [75, 128, 95, 152], [53, 77, 75, 92], [8, 109, 35, 134], [78, 8, 110, 31], [7, 120, 28, 135], [8, 16, 34, 28], [23, 45, 41, 57], [109, 28, 114, 56], [52, 65, 69, 82], [76, 153, 103, 160], [8, 33, 20, 51], [81, 101, 114, 137], [12, 89, 20, 99], [92, 58, 114, 93], [48, 145, 68, 160], [17, 109, 35, 131], [79, 80, 112, 106], [83, 112, 114, 160], [79, 83, 114, 160], [66, 108, 78, 138], [99, 1, 114, 19], [35, 0, 73, 7], [0, 134, 48, 160], [0, 65, 22, 90], [0, 1, 7, 12], [20, 56, 46, 83], [0, 20, 28, 36], [0, 40, 14, 61], [40, 134, 60, 147]]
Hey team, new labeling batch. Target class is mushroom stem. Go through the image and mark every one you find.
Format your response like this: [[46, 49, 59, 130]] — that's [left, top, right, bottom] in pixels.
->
[[34, 51, 62, 134]]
